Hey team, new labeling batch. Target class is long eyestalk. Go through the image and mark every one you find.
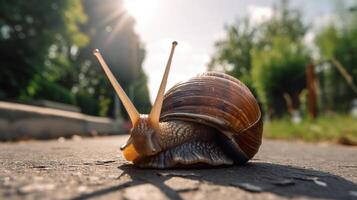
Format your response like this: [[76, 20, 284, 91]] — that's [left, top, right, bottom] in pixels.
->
[[94, 49, 140, 126], [149, 41, 178, 128]]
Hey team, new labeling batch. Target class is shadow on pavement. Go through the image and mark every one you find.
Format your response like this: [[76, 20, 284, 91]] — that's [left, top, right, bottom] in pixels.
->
[[70, 162, 357, 200]]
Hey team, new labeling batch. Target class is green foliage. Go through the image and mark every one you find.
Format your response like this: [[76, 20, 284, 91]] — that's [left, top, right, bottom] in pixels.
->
[[315, 2, 357, 112], [264, 114, 357, 144], [252, 1, 309, 116], [0, 0, 151, 118], [209, 18, 260, 98], [209, 18, 255, 79], [75, 91, 100, 116], [0, 0, 88, 99], [23, 75, 75, 105], [252, 37, 309, 115], [257, 0, 306, 46], [315, 25, 338, 60], [98, 97, 112, 117]]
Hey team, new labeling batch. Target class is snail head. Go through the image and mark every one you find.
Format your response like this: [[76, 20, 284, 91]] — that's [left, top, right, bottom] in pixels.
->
[[93, 41, 178, 161]]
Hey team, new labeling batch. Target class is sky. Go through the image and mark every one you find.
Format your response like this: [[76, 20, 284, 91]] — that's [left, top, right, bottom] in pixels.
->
[[122, 0, 341, 102]]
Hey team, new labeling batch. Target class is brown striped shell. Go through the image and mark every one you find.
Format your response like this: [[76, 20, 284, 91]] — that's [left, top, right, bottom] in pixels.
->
[[160, 72, 263, 163]]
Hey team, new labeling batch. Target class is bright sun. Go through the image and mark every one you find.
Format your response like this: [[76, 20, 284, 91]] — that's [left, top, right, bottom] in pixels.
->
[[124, 0, 158, 22]]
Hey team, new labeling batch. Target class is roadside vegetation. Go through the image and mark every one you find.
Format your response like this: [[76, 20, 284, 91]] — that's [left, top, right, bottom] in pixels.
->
[[264, 115, 357, 145]]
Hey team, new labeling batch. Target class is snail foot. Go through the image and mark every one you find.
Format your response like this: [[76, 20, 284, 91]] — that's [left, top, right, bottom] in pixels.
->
[[134, 140, 233, 168]]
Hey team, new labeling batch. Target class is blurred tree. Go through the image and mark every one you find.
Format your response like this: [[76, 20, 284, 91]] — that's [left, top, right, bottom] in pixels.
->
[[209, 0, 309, 117], [208, 18, 257, 95], [0, 1, 88, 101], [256, 0, 306, 48], [315, 1, 357, 112], [0, 0, 151, 118], [252, 0, 309, 117], [79, 0, 151, 117], [252, 37, 309, 116]]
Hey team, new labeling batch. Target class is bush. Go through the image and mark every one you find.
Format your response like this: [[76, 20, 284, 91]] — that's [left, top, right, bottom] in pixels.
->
[[23, 75, 75, 105], [264, 114, 357, 144], [75, 92, 100, 115], [252, 37, 309, 116]]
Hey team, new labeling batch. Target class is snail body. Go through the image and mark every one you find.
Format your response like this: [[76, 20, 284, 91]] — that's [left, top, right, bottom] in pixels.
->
[[94, 42, 262, 169]]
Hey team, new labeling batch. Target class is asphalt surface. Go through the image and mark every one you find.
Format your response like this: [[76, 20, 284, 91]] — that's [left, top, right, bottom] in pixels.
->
[[0, 136, 356, 200]]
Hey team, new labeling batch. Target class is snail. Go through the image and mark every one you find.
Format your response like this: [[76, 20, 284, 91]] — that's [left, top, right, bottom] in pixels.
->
[[93, 41, 262, 168]]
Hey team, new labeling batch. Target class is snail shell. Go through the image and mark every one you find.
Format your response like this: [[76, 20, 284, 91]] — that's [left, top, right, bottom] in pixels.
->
[[160, 72, 263, 164]]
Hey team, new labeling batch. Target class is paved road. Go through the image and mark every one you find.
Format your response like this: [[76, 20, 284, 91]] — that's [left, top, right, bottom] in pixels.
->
[[0, 136, 356, 200]]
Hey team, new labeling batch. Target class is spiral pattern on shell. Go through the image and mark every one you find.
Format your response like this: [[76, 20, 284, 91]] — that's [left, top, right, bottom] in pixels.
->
[[160, 72, 263, 163]]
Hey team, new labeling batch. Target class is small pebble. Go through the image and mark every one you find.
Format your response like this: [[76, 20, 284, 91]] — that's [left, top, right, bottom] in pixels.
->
[[33, 176, 44, 181], [58, 137, 65, 143], [88, 176, 99, 181], [72, 135, 82, 141], [77, 186, 88, 193], [83, 162, 92, 165], [32, 165, 50, 169], [289, 175, 328, 187], [87, 176, 103, 186], [313, 179, 327, 187], [71, 172, 82, 177], [230, 182, 263, 193], [95, 160, 116, 165], [270, 179, 295, 186], [349, 191, 357, 197], [108, 175, 119, 179], [157, 172, 201, 178], [18, 183, 55, 194], [1, 177, 11, 187]]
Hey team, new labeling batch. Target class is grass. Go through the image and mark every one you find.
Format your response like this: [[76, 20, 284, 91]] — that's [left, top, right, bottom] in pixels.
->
[[263, 114, 357, 145]]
